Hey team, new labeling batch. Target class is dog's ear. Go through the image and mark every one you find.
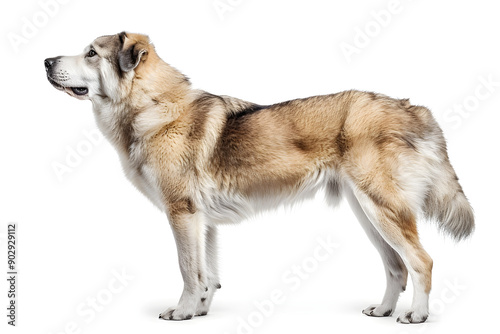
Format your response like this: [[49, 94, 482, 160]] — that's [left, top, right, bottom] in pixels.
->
[[118, 32, 149, 72]]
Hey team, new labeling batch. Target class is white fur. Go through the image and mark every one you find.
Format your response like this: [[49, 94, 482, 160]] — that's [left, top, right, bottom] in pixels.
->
[[197, 168, 338, 224]]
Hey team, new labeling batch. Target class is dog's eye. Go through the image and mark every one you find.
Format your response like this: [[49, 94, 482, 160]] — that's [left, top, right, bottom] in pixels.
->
[[87, 49, 97, 58]]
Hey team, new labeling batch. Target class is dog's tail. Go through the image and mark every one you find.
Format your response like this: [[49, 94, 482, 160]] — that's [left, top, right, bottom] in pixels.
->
[[424, 159, 475, 241]]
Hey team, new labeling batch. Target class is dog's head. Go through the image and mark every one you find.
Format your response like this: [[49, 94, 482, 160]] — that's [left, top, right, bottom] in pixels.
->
[[45, 32, 152, 101]]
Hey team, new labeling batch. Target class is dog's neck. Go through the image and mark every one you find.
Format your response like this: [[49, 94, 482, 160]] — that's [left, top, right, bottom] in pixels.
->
[[91, 55, 192, 161]]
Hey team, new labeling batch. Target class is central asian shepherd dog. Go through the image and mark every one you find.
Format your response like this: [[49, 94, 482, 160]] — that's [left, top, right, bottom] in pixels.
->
[[44, 32, 474, 324]]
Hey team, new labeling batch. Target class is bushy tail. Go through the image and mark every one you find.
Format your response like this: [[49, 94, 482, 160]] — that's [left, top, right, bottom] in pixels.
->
[[424, 161, 475, 241]]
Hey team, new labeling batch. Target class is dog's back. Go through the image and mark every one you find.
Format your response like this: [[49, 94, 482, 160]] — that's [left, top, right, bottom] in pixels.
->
[[198, 90, 472, 240]]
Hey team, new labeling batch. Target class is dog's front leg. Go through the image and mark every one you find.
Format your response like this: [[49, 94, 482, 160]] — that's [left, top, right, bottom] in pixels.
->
[[160, 200, 206, 321]]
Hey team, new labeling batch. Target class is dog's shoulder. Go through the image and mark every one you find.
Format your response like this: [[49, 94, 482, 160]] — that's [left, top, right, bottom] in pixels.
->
[[189, 90, 267, 119]]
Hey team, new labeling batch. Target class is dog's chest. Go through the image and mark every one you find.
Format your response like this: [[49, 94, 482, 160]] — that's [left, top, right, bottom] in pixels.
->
[[94, 108, 166, 211], [120, 144, 165, 211]]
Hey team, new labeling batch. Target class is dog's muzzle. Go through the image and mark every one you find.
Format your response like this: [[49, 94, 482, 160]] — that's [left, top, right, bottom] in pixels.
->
[[44, 57, 89, 96]]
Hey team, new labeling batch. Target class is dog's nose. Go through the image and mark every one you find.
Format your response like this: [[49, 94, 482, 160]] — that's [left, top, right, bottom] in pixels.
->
[[44, 57, 57, 71]]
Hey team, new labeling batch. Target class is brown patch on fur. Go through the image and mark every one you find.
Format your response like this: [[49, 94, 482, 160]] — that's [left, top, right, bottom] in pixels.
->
[[419, 253, 433, 293], [399, 98, 411, 108], [170, 198, 196, 218], [209, 104, 315, 194], [357, 182, 388, 209], [394, 208, 419, 244], [292, 139, 310, 152], [367, 92, 378, 100], [374, 132, 389, 148], [120, 114, 138, 152], [188, 93, 221, 141], [335, 126, 349, 157], [397, 134, 417, 150]]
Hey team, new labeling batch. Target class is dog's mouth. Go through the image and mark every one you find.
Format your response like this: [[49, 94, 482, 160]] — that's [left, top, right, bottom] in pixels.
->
[[47, 76, 89, 96], [70, 87, 89, 96]]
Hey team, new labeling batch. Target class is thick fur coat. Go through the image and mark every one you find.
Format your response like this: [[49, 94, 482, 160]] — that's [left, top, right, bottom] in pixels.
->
[[45, 32, 474, 323]]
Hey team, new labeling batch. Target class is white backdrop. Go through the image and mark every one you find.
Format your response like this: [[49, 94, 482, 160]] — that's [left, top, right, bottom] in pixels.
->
[[1, 0, 499, 333]]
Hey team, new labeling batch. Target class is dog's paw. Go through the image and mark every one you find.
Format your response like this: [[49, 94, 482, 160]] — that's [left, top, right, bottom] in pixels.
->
[[396, 310, 428, 324], [195, 293, 209, 317], [362, 304, 394, 317], [194, 282, 221, 317], [159, 307, 194, 321], [196, 309, 208, 317], [195, 299, 209, 317], [194, 285, 214, 316]]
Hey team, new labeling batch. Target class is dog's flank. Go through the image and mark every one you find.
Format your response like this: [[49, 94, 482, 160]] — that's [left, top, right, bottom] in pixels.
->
[[45, 32, 474, 324]]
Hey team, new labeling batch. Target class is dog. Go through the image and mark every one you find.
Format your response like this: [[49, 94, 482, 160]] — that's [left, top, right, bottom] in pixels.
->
[[45, 32, 474, 323]]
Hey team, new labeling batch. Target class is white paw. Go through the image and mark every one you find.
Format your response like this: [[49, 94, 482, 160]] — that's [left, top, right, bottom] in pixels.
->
[[196, 305, 209, 317], [195, 283, 221, 316], [195, 286, 210, 317], [159, 307, 194, 321], [396, 310, 429, 324], [362, 304, 394, 317]]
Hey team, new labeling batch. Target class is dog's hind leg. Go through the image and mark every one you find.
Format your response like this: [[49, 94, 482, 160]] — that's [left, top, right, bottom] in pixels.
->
[[345, 187, 408, 317], [349, 185, 433, 324], [196, 225, 221, 316]]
